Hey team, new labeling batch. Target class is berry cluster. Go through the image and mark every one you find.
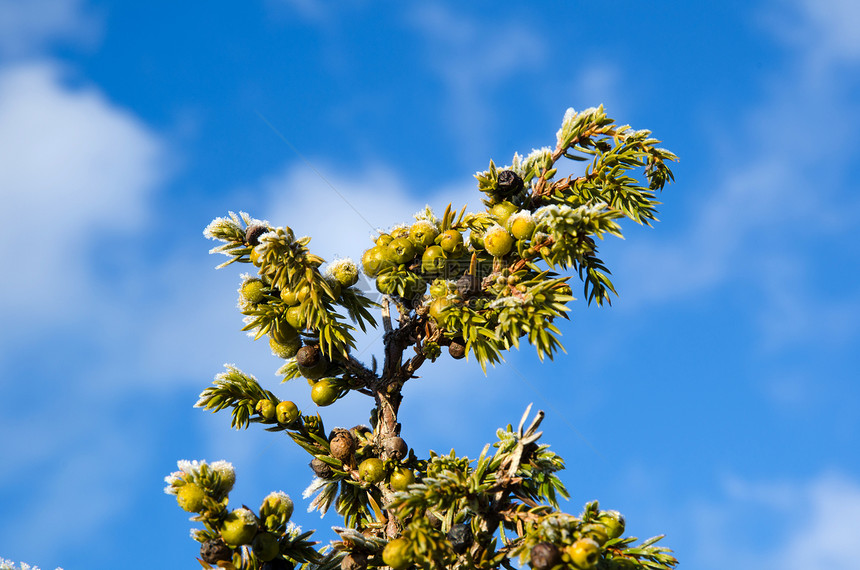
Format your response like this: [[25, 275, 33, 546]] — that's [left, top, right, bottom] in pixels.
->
[[164, 460, 318, 569], [308, 427, 415, 490], [523, 508, 628, 570], [359, 189, 576, 367]]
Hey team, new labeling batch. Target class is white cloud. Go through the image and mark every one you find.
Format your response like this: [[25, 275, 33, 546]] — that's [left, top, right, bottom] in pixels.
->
[[0, 62, 168, 330], [686, 472, 860, 570], [0, 60, 175, 559], [0, 0, 101, 57], [777, 474, 860, 569]]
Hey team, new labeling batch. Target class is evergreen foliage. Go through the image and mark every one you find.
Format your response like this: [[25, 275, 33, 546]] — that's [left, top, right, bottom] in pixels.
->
[[166, 106, 679, 570]]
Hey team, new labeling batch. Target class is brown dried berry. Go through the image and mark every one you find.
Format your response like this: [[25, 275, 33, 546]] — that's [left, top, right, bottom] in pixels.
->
[[329, 429, 356, 463], [200, 538, 233, 564], [529, 542, 560, 570], [383, 436, 408, 460], [310, 457, 334, 479], [497, 170, 523, 196], [455, 274, 479, 297], [245, 224, 271, 246], [448, 339, 466, 360], [447, 523, 473, 555], [296, 345, 321, 368], [340, 552, 368, 570]]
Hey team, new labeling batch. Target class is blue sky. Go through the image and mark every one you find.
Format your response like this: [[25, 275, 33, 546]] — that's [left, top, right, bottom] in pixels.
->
[[1, 1, 858, 568]]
